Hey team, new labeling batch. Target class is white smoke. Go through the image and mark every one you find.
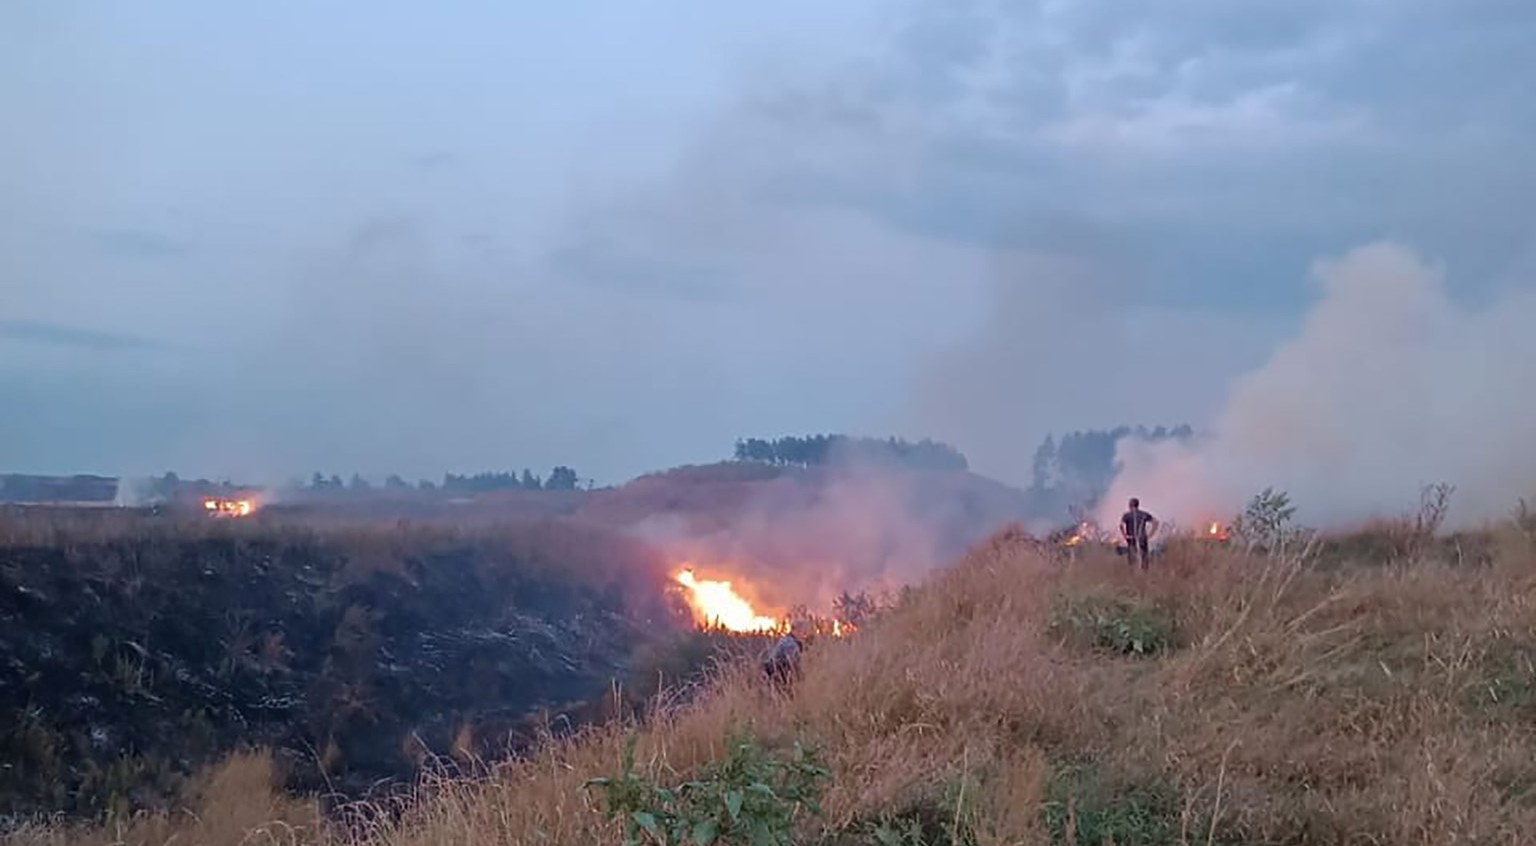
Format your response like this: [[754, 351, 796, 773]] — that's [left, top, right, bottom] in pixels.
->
[[113, 476, 160, 508], [618, 454, 1026, 614], [1099, 242, 1536, 531]]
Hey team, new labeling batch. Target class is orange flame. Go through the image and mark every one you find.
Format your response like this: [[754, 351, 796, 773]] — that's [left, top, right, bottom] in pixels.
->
[[203, 498, 255, 517], [1062, 521, 1093, 547], [674, 569, 782, 633], [1205, 521, 1230, 541], [671, 566, 860, 637]]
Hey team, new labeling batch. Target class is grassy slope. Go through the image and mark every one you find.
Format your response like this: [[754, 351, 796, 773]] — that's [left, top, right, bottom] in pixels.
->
[[11, 521, 1536, 845]]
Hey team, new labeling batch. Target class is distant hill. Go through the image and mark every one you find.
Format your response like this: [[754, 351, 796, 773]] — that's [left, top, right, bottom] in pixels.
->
[[583, 461, 1031, 537], [0, 474, 117, 504]]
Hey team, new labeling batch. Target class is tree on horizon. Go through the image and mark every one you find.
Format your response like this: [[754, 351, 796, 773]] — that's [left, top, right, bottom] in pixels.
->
[[732, 434, 968, 472], [1026, 424, 1195, 520]]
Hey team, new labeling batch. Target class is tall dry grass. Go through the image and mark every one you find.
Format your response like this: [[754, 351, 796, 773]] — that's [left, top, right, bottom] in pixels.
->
[[8, 523, 1535, 845], [3, 751, 321, 846]]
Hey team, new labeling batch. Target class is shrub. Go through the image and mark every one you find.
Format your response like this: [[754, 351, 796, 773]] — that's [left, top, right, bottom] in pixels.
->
[[1230, 488, 1313, 557], [585, 732, 830, 846], [1049, 596, 1178, 657], [1040, 762, 1181, 846]]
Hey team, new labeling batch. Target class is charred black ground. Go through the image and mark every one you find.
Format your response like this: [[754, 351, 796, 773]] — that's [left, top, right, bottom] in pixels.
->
[[0, 510, 703, 818]]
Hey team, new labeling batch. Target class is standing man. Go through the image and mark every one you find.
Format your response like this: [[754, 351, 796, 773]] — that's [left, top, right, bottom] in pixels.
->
[[1121, 497, 1159, 570]]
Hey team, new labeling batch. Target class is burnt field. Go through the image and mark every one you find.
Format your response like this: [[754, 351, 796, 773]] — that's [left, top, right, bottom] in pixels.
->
[[0, 459, 1040, 823], [0, 506, 725, 820]]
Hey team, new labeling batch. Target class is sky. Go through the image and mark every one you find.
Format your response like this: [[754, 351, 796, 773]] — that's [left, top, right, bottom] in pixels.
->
[[4, 0, 1535, 493]]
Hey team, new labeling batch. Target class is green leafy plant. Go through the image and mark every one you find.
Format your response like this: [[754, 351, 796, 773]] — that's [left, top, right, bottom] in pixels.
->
[[855, 771, 986, 846], [869, 815, 931, 846], [586, 732, 830, 846], [1041, 763, 1179, 846], [1050, 596, 1178, 657]]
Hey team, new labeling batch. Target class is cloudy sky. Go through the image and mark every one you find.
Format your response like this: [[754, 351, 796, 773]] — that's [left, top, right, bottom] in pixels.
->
[[4, 0, 1534, 487]]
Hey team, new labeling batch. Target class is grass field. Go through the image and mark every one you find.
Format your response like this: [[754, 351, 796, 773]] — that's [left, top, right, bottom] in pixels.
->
[[8, 505, 1536, 845]]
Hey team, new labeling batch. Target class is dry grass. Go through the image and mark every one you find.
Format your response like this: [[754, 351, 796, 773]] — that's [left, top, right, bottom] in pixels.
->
[[8, 523, 1536, 845], [3, 751, 322, 846]]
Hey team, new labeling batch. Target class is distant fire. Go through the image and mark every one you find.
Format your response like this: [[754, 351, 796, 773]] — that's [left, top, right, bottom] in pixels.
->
[[203, 498, 255, 518], [1055, 517, 1230, 548], [1062, 521, 1094, 547]]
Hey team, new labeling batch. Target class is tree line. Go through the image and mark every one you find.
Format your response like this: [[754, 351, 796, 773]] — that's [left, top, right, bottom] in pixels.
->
[[1026, 424, 1195, 519], [304, 466, 584, 493], [93, 468, 593, 502], [732, 434, 969, 472]]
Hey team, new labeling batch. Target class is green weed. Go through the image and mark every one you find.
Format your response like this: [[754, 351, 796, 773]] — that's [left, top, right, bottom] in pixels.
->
[[586, 731, 830, 846], [1049, 596, 1178, 657], [849, 772, 987, 846], [1041, 763, 1179, 846]]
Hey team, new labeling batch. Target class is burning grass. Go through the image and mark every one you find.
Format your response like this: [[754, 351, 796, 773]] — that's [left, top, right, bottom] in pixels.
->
[[7, 516, 1536, 844], [201, 496, 257, 517], [669, 565, 868, 639], [673, 568, 782, 633]]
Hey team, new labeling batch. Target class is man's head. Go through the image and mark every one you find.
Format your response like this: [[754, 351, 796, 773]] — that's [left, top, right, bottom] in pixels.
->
[[1128, 497, 1140, 510]]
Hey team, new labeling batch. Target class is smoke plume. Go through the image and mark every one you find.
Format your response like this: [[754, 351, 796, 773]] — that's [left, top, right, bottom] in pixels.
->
[[1098, 242, 1536, 531], [618, 451, 1027, 614], [113, 477, 156, 508]]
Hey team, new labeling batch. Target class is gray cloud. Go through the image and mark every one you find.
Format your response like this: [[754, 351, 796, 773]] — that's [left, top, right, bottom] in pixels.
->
[[409, 151, 459, 172], [532, 0, 1535, 489], [0, 319, 164, 352], [733, 0, 1536, 484], [85, 228, 192, 259], [2, 0, 1533, 502], [722, 0, 1535, 275], [547, 242, 734, 304]]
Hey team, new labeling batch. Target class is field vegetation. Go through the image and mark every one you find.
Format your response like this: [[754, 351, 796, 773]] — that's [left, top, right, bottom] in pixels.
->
[[7, 488, 1533, 844]]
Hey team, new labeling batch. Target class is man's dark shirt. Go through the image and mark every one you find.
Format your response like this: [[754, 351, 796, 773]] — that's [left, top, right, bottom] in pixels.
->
[[1121, 509, 1156, 542]]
